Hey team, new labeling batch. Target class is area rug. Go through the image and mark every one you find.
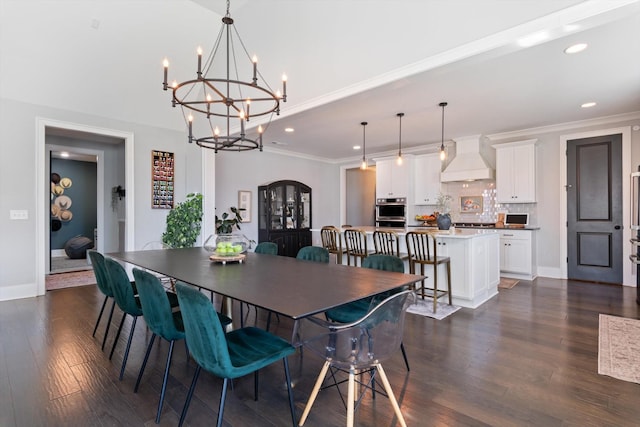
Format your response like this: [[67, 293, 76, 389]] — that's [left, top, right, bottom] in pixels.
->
[[498, 278, 519, 289], [407, 297, 461, 320], [598, 314, 640, 384], [46, 270, 96, 291]]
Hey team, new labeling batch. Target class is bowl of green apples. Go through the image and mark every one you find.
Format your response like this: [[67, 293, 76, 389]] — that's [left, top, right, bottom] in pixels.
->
[[204, 234, 249, 257]]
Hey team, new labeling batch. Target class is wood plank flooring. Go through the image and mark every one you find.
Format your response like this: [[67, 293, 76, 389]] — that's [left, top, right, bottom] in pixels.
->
[[1, 277, 639, 426]]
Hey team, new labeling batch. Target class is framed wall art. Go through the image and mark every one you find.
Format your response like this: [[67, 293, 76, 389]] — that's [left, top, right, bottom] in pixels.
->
[[238, 190, 252, 222], [152, 150, 174, 209], [460, 195, 483, 213]]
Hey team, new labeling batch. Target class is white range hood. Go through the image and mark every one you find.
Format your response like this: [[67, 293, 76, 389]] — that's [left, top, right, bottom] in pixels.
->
[[441, 135, 495, 182]]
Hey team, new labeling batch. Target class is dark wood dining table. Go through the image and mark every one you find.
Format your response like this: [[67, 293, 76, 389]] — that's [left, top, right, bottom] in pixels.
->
[[107, 247, 424, 320]]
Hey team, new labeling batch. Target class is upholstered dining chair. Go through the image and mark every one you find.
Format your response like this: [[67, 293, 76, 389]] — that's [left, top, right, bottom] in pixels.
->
[[405, 231, 452, 314], [295, 289, 416, 427], [254, 241, 278, 255], [324, 254, 411, 371], [131, 268, 186, 424], [174, 282, 297, 427], [320, 226, 347, 264], [343, 228, 373, 266], [296, 245, 330, 263], [104, 257, 145, 381], [88, 250, 118, 351]]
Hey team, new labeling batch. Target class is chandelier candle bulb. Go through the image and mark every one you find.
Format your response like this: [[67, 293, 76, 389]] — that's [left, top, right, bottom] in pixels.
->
[[252, 55, 257, 84], [162, 59, 169, 89], [197, 47, 203, 78], [188, 115, 193, 142], [246, 99, 250, 121], [239, 111, 245, 136], [282, 74, 287, 102]]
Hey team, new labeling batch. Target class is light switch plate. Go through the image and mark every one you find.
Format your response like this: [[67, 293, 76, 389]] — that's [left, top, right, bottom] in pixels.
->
[[10, 210, 29, 220]]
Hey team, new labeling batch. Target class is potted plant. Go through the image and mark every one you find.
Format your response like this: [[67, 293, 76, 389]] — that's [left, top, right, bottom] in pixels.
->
[[162, 193, 203, 248], [435, 193, 452, 230], [215, 206, 245, 234]]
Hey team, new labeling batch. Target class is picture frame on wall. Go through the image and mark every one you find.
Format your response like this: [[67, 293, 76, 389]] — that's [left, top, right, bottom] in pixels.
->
[[152, 150, 174, 209], [238, 190, 251, 222], [460, 195, 483, 213]]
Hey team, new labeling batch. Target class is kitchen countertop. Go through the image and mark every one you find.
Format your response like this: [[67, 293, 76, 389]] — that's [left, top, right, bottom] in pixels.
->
[[313, 226, 500, 239], [408, 223, 540, 230]]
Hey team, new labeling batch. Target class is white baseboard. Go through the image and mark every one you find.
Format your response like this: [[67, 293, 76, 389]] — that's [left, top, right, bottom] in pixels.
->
[[0, 282, 38, 301], [51, 249, 66, 257]]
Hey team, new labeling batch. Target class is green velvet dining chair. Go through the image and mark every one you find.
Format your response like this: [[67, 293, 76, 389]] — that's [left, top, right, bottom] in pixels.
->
[[174, 282, 297, 427], [131, 268, 185, 423], [88, 250, 117, 351], [296, 246, 330, 263], [104, 257, 144, 381], [324, 254, 411, 371], [254, 241, 278, 255]]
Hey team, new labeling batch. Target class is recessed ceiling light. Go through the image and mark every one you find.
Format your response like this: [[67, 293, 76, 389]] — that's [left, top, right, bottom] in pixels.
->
[[60, 152, 70, 158], [284, 127, 294, 133], [581, 102, 596, 108], [353, 145, 361, 150], [564, 43, 587, 54]]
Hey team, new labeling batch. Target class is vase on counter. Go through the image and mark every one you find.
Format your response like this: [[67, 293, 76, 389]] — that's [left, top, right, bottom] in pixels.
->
[[436, 213, 451, 230]]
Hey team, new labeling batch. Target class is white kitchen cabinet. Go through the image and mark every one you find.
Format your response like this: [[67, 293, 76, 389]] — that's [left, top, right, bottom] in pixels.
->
[[375, 157, 412, 199], [414, 153, 441, 205], [498, 229, 537, 280], [434, 232, 500, 308], [493, 139, 537, 203]]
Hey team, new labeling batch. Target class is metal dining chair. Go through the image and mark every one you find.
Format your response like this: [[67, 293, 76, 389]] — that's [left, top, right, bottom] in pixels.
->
[[320, 226, 347, 264], [174, 282, 297, 427], [405, 231, 452, 314], [373, 229, 408, 259], [343, 228, 373, 266], [295, 289, 416, 427]]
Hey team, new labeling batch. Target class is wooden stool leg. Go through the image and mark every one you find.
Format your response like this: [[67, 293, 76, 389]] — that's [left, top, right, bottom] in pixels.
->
[[347, 368, 356, 427], [298, 361, 330, 426], [375, 363, 407, 427]]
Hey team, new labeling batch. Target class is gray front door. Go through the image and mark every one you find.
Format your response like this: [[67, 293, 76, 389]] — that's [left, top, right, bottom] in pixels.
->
[[567, 134, 623, 284]]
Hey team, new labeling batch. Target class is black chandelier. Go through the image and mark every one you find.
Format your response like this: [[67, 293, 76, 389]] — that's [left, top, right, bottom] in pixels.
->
[[162, 0, 287, 152]]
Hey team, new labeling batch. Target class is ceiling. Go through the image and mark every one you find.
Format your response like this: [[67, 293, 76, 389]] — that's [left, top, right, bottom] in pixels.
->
[[2, 1, 639, 162]]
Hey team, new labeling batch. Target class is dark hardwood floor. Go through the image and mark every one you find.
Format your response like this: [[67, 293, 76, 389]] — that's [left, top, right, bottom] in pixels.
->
[[1, 277, 639, 426]]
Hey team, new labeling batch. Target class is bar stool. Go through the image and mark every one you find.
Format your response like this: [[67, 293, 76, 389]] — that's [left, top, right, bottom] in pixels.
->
[[405, 231, 452, 314], [373, 230, 408, 260], [321, 226, 347, 264], [343, 228, 373, 267]]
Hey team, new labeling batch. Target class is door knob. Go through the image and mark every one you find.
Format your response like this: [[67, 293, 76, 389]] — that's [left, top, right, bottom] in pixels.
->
[[614, 225, 621, 230]]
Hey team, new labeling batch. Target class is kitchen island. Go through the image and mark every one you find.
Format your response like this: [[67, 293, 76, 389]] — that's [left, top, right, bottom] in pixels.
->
[[311, 226, 500, 308]]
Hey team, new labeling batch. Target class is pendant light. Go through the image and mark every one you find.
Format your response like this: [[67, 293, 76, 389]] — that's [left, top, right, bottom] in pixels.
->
[[360, 121, 368, 170], [396, 113, 404, 165], [439, 102, 448, 161]]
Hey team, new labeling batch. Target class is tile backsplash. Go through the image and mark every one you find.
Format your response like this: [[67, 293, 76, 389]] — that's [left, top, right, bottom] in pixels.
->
[[413, 180, 537, 224]]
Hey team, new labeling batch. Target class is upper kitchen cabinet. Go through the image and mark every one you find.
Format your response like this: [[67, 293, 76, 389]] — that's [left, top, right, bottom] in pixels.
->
[[375, 156, 413, 199], [258, 180, 312, 257], [414, 153, 441, 205], [493, 139, 537, 203]]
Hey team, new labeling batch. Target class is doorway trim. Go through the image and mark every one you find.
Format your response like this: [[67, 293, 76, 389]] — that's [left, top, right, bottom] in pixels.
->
[[559, 126, 632, 285], [36, 118, 135, 296]]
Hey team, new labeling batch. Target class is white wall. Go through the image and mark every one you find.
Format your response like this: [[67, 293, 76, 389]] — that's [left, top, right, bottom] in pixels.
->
[[0, 98, 202, 300], [214, 150, 341, 247]]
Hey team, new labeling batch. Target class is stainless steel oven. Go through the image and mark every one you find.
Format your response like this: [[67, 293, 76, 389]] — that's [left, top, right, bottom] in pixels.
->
[[376, 198, 406, 227]]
